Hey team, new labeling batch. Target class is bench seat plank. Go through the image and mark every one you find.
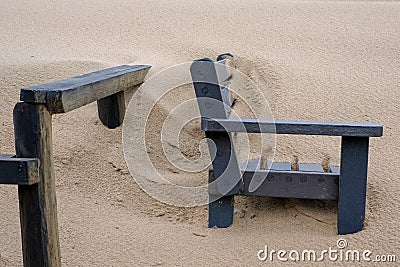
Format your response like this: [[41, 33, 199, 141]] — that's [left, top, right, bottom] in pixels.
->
[[266, 161, 291, 171], [329, 165, 340, 174], [239, 158, 262, 170], [298, 163, 324, 173]]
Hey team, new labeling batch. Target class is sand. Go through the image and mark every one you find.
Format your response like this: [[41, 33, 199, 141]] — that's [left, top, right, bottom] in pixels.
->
[[0, 0, 399, 266]]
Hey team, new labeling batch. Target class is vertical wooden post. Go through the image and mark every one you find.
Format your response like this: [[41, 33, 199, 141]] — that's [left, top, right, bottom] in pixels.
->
[[97, 91, 126, 129], [338, 136, 369, 235], [14, 103, 61, 267], [191, 58, 241, 228]]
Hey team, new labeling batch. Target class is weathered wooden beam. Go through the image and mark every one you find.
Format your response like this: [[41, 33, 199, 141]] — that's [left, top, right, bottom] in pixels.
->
[[241, 170, 339, 200], [202, 118, 383, 137], [14, 103, 61, 267], [0, 156, 39, 185], [338, 136, 369, 235], [97, 91, 125, 129], [20, 65, 151, 114]]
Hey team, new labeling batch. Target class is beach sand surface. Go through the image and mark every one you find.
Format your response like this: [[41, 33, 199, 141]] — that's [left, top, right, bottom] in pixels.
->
[[0, 0, 399, 266]]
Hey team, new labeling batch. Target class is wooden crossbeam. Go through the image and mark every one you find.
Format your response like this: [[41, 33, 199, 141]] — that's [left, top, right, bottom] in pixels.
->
[[20, 65, 151, 114], [0, 156, 39, 185], [241, 170, 339, 200], [202, 117, 383, 137]]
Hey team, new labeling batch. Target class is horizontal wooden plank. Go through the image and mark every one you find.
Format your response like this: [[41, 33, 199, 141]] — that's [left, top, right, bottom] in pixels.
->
[[241, 170, 338, 200], [0, 154, 14, 159], [266, 161, 291, 171], [201, 118, 383, 137], [20, 65, 151, 114], [239, 158, 262, 170], [329, 165, 340, 174], [0, 157, 39, 185], [298, 163, 324, 173]]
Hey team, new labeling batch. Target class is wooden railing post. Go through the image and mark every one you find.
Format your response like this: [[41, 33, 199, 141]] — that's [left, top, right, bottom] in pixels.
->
[[14, 102, 61, 267]]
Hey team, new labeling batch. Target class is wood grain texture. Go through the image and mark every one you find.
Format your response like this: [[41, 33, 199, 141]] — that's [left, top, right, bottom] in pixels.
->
[[14, 103, 61, 267], [20, 65, 150, 114], [97, 91, 125, 129], [298, 163, 324, 173], [266, 161, 291, 171], [202, 118, 383, 137], [0, 157, 39, 185]]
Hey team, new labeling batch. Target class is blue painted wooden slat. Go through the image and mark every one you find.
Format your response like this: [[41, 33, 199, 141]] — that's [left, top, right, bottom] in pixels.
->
[[298, 163, 324, 173], [202, 118, 383, 137], [266, 161, 292, 171], [239, 158, 262, 170]]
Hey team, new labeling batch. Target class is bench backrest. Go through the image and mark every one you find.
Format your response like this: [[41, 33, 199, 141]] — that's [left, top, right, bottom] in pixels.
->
[[190, 57, 242, 196]]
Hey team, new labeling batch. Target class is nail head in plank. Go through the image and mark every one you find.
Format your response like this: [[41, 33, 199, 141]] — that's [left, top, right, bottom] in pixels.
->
[[0, 157, 39, 185], [201, 118, 383, 137], [20, 65, 151, 114], [0, 154, 15, 159]]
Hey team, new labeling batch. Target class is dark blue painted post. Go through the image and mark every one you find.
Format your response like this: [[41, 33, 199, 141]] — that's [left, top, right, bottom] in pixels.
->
[[190, 58, 242, 228], [338, 136, 370, 234]]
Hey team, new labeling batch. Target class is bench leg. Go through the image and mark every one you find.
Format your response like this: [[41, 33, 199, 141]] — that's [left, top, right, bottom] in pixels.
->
[[208, 170, 234, 228], [208, 195, 234, 228], [338, 136, 369, 235]]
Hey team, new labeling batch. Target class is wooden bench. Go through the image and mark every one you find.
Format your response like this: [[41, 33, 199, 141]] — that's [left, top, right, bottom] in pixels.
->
[[190, 54, 383, 235], [0, 64, 150, 266]]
